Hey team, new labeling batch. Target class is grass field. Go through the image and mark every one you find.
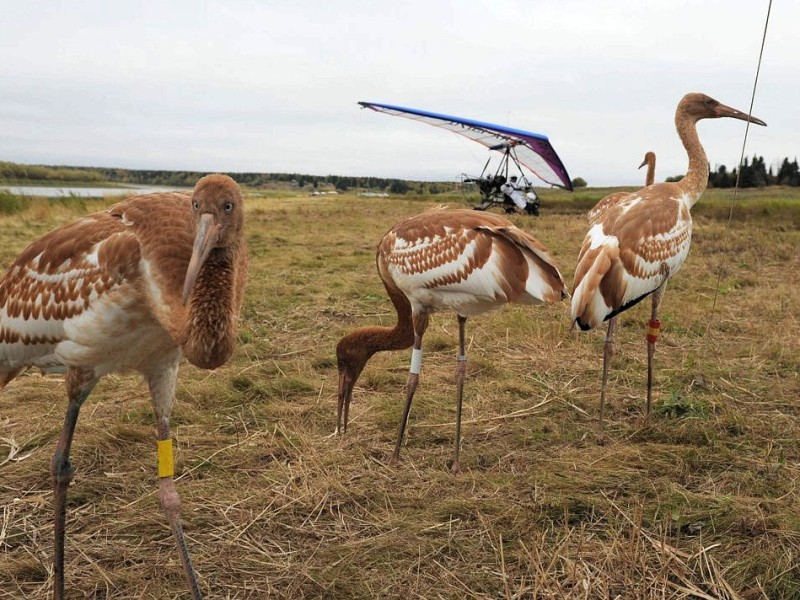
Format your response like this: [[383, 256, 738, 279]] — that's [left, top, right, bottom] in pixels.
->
[[1, 186, 799, 599]]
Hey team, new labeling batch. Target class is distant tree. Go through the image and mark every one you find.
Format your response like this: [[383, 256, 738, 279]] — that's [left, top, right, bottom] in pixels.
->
[[777, 158, 800, 186], [571, 177, 587, 188], [389, 180, 410, 194], [750, 155, 768, 187], [737, 157, 765, 188], [665, 175, 684, 183], [709, 164, 734, 188]]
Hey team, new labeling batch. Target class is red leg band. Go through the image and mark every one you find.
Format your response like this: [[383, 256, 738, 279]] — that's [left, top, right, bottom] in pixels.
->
[[646, 319, 661, 343]]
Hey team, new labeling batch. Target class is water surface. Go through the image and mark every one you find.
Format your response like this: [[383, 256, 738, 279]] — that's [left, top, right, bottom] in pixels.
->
[[1, 185, 187, 198]]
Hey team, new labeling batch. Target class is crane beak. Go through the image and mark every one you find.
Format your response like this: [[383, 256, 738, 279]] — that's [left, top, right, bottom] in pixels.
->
[[638, 159, 647, 170], [717, 103, 767, 127], [182, 213, 221, 305], [336, 370, 355, 435]]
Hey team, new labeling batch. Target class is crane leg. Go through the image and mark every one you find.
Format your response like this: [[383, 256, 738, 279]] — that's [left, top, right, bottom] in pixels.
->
[[451, 316, 468, 474], [646, 282, 667, 421], [599, 317, 617, 430], [52, 368, 97, 600], [393, 335, 422, 464], [149, 358, 204, 600], [393, 314, 429, 464]]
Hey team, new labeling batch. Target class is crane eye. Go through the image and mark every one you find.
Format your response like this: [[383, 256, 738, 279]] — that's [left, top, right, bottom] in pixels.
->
[[223, 202, 234, 213], [192, 200, 199, 210]]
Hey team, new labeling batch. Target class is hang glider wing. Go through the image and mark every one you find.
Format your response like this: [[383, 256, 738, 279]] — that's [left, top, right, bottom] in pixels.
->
[[358, 101, 573, 190]]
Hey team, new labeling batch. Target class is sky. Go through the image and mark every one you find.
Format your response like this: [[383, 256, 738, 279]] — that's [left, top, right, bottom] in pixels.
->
[[0, 0, 795, 186]]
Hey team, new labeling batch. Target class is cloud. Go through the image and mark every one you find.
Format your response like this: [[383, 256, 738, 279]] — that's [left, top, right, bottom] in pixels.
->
[[0, 0, 792, 186]]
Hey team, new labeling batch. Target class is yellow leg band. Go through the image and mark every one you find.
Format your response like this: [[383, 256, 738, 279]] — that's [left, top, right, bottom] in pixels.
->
[[157, 439, 175, 478]]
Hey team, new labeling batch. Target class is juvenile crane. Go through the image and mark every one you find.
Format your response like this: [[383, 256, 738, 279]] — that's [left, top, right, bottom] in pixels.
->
[[640, 151, 657, 186], [571, 93, 765, 427], [336, 208, 568, 473], [0, 174, 248, 599]]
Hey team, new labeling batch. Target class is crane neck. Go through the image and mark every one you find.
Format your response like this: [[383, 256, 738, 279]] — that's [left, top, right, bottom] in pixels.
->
[[182, 245, 242, 369], [347, 283, 415, 364], [368, 283, 415, 353], [675, 113, 709, 209]]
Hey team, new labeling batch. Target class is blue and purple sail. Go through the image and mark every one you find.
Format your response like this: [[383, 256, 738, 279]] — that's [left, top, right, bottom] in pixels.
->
[[358, 101, 573, 191]]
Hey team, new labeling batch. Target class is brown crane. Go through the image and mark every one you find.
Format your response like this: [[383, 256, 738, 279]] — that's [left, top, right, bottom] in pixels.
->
[[571, 93, 765, 428], [0, 174, 248, 599], [336, 208, 567, 472], [640, 151, 657, 186]]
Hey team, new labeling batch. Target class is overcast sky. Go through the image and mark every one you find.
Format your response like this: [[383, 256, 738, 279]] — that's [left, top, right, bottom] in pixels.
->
[[0, 1, 794, 186]]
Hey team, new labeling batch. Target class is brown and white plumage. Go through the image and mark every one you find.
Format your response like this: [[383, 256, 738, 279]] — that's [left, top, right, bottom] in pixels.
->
[[571, 93, 766, 426], [0, 174, 248, 599], [336, 208, 567, 472], [586, 151, 657, 225]]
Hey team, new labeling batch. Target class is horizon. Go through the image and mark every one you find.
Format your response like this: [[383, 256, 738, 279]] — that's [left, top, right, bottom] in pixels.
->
[[3, 155, 795, 190], [0, 2, 791, 187]]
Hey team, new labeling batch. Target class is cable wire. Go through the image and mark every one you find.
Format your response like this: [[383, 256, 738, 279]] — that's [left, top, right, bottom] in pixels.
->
[[705, 0, 772, 333]]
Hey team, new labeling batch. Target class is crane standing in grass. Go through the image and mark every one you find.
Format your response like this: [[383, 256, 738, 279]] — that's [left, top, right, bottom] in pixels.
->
[[0, 174, 248, 600], [571, 93, 766, 428], [336, 208, 568, 473]]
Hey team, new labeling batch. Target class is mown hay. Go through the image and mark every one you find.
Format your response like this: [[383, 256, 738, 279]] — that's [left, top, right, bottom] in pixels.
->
[[1, 187, 798, 598]]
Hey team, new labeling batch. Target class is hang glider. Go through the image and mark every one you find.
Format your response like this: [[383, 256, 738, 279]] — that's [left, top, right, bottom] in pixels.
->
[[358, 101, 573, 191]]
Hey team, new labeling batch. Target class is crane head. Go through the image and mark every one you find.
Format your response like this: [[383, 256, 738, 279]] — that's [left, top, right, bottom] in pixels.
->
[[182, 174, 245, 305], [335, 334, 375, 435], [678, 93, 767, 127]]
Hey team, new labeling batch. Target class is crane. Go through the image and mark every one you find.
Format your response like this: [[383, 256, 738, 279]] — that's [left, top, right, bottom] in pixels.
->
[[571, 93, 765, 428], [336, 208, 567, 472], [0, 174, 248, 599]]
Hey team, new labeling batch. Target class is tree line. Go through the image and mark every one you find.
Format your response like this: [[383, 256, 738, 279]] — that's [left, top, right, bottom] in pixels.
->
[[6, 158, 799, 192], [0, 161, 106, 183], [95, 168, 421, 192], [0, 161, 461, 194], [708, 156, 800, 188]]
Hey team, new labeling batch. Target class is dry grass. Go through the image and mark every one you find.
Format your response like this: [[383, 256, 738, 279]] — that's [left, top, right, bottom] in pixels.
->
[[1, 187, 799, 599]]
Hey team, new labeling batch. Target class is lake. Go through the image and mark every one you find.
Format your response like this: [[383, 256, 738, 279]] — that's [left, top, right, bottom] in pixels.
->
[[0, 185, 188, 198]]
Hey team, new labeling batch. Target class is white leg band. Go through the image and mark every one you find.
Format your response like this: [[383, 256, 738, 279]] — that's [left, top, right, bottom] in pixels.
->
[[410, 348, 423, 375]]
